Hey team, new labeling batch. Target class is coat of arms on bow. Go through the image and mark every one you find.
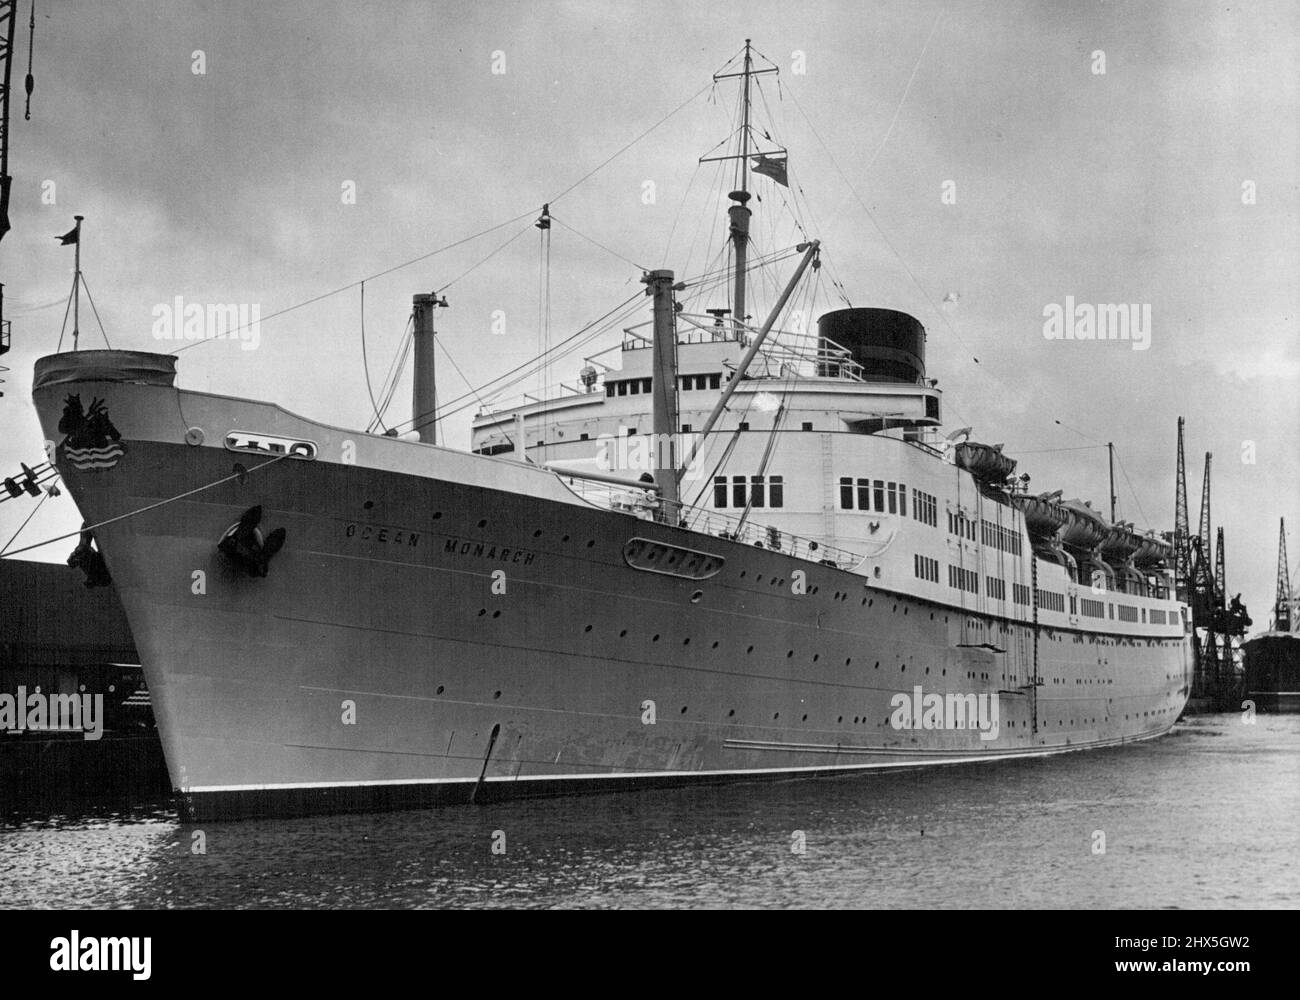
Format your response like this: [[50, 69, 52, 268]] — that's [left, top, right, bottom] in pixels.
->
[[58, 394, 125, 471]]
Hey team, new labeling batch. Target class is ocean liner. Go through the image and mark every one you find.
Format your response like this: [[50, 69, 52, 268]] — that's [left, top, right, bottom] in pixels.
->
[[28, 42, 1192, 819]]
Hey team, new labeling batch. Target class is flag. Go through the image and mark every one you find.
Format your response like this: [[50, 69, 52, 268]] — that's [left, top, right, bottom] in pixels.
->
[[56, 226, 78, 245], [751, 154, 789, 187]]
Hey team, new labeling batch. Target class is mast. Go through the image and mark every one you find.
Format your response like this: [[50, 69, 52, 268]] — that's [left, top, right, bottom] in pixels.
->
[[644, 269, 680, 517], [1107, 441, 1116, 523], [412, 291, 447, 445], [71, 214, 82, 350], [729, 39, 753, 328], [703, 40, 781, 334]]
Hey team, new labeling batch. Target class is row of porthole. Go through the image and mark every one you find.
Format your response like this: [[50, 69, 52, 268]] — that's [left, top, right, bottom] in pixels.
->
[[374, 506, 602, 549], [583, 627, 957, 675], [529, 527, 597, 549]]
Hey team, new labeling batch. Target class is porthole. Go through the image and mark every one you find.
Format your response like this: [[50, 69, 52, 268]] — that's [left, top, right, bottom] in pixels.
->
[[787, 650, 794, 658], [691, 590, 704, 603], [493, 690, 501, 700], [477, 519, 487, 529], [683, 637, 691, 646], [584, 624, 593, 632], [586, 539, 595, 548], [432, 511, 442, 520], [436, 685, 445, 695], [492, 610, 501, 619], [727, 709, 736, 718], [773, 712, 780, 721], [747, 645, 754, 654], [711, 641, 719, 649], [533, 529, 542, 538], [680, 706, 688, 714], [652, 634, 660, 642], [619, 629, 628, 638]]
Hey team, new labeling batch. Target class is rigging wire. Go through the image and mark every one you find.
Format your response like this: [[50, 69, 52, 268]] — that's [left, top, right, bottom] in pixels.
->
[[167, 211, 538, 356], [399, 288, 646, 435], [0, 479, 55, 556], [0, 454, 293, 561], [359, 281, 388, 433], [435, 221, 537, 295], [551, 215, 647, 271], [371, 321, 413, 431], [53, 272, 75, 353]]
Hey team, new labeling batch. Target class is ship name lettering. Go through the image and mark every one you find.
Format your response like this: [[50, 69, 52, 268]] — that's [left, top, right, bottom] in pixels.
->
[[445, 538, 536, 565], [344, 523, 419, 546]]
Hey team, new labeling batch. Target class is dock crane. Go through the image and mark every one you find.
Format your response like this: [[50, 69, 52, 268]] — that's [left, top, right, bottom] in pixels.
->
[[1, 0, 34, 245], [1, 0, 36, 391], [1174, 419, 1251, 706]]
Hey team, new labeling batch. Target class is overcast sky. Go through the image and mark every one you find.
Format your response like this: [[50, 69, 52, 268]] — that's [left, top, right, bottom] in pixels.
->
[[1, 0, 1295, 624]]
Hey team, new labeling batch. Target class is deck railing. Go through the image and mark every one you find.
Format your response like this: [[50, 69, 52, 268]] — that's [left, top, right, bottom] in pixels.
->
[[555, 474, 865, 572]]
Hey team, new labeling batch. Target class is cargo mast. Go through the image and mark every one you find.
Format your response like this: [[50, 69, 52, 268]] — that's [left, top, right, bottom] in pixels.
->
[[412, 291, 447, 445]]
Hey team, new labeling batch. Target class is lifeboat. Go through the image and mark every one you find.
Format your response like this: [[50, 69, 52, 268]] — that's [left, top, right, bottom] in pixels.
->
[[1132, 532, 1174, 565], [1059, 499, 1109, 549], [1100, 523, 1141, 559], [1011, 491, 1068, 538], [955, 441, 1017, 485]]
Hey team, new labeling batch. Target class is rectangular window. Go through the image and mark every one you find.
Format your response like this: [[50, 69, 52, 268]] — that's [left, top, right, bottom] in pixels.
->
[[840, 478, 853, 510], [606, 384, 615, 398], [769, 476, 784, 508], [899, 485, 906, 518], [713, 477, 727, 508], [739, 421, 750, 431], [617, 381, 628, 396], [732, 476, 746, 508], [873, 479, 885, 511], [801, 422, 813, 431], [710, 374, 721, 389], [681, 424, 692, 433], [750, 476, 765, 508], [642, 378, 652, 394], [857, 478, 871, 511], [681, 375, 693, 391], [887, 482, 898, 514]]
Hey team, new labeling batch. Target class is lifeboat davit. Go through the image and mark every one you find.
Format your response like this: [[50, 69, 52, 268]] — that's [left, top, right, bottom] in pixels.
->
[[1011, 491, 1068, 538], [1059, 499, 1109, 549], [955, 441, 1017, 485]]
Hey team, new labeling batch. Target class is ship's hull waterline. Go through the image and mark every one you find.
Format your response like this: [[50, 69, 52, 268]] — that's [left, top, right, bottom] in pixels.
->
[[33, 353, 1191, 820]]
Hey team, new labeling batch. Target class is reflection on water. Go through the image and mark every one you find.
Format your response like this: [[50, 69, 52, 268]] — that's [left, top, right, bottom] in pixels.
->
[[2, 715, 1297, 909]]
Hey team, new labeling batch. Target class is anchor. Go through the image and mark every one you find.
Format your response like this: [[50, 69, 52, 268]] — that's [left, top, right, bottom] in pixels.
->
[[217, 504, 286, 578], [67, 523, 112, 588]]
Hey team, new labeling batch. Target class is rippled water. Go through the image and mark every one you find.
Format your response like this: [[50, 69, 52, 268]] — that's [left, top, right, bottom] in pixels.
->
[[3, 713, 1297, 909]]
